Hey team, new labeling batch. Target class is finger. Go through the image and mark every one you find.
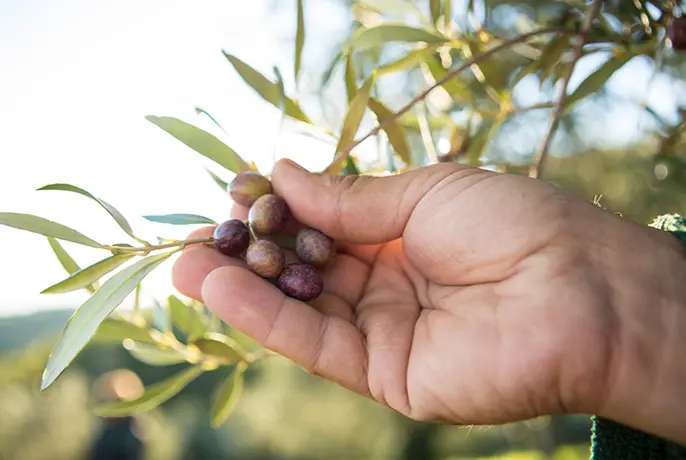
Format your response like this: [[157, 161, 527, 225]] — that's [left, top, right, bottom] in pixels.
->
[[202, 265, 370, 395], [172, 226, 245, 301], [271, 159, 471, 244], [310, 292, 354, 322], [320, 253, 370, 306]]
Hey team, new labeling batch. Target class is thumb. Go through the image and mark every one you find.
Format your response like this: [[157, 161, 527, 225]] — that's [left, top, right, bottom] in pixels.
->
[[271, 158, 468, 244]]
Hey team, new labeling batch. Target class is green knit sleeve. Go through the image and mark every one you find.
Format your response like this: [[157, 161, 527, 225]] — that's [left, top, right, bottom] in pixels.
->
[[589, 213, 686, 460]]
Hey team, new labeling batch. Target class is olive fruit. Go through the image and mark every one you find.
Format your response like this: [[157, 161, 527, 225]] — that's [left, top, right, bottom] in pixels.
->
[[246, 240, 285, 278], [296, 228, 334, 267], [670, 17, 686, 51], [213, 219, 250, 257], [277, 263, 323, 302], [229, 171, 273, 207], [248, 194, 290, 235]]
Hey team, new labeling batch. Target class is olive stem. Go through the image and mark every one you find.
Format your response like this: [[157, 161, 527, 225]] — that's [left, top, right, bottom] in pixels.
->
[[104, 237, 214, 254]]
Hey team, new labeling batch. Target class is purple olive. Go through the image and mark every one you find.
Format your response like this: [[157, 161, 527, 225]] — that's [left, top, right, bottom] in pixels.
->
[[296, 228, 334, 267], [229, 171, 273, 207], [670, 18, 686, 51], [277, 263, 323, 302], [248, 194, 290, 235], [246, 240, 285, 278], [213, 219, 250, 257]]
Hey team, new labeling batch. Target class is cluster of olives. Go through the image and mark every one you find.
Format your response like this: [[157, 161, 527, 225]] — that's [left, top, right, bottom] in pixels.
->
[[211, 171, 334, 302]]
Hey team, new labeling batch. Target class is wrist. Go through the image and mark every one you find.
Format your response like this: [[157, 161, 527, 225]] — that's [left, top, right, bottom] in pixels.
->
[[594, 214, 686, 446]]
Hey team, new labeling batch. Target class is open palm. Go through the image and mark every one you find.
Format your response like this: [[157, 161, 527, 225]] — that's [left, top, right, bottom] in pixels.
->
[[173, 160, 632, 425]]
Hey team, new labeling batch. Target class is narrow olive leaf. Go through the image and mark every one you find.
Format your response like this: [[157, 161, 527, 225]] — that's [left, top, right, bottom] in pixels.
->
[[206, 168, 229, 193], [368, 98, 411, 164], [321, 51, 344, 88], [342, 156, 361, 176], [193, 334, 244, 364], [211, 362, 247, 428], [143, 214, 217, 226], [430, 0, 441, 25], [0, 213, 102, 248], [344, 52, 357, 103], [223, 53, 312, 124], [294, 0, 305, 82], [538, 34, 570, 84], [47, 237, 97, 294], [146, 116, 252, 174], [377, 45, 440, 76], [423, 58, 473, 105], [466, 120, 501, 165], [442, 0, 451, 25], [352, 24, 447, 51], [124, 340, 189, 366], [37, 184, 138, 242], [92, 317, 157, 345], [40, 252, 173, 390], [94, 365, 205, 417], [194, 107, 228, 135], [334, 75, 376, 156], [565, 52, 633, 109], [357, 0, 425, 21], [168, 295, 207, 342], [41, 253, 136, 295]]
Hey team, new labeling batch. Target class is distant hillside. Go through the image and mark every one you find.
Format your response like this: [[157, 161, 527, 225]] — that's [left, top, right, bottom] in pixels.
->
[[0, 309, 71, 352]]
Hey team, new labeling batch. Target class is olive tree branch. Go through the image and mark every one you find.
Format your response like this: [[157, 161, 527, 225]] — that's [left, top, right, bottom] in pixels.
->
[[104, 237, 214, 254], [529, 0, 603, 179], [324, 27, 573, 173]]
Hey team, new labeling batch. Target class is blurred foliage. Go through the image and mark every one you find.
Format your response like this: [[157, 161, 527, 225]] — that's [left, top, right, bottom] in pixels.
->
[[2, 0, 686, 459]]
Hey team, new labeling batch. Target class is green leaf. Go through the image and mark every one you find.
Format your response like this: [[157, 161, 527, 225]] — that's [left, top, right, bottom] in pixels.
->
[[47, 237, 97, 294], [193, 334, 244, 364], [423, 57, 473, 105], [194, 107, 228, 135], [377, 45, 440, 76], [344, 52, 357, 103], [168, 295, 207, 343], [442, 0, 452, 25], [41, 252, 173, 390], [295, 0, 305, 82], [94, 365, 205, 417], [124, 340, 189, 366], [368, 98, 411, 164], [143, 214, 217, 226], [430, 0, 441, 25], [466, 120, 501, 165], [565, 51, 633, 109], [357, 0, 424, 21], [37, 184, 139, 243], [211, 362, 247, 428], [538, 34, 570, 84], [92, 317, 158, 345], [41, 253, 136, 294], [146, 116, 252, 174], [342, 156, 361, 176], [0, 213, 102, 248], [321, 51, 344, 88], [223, 53, 312, 124], [206, 168, 229, 193], [335, 75, 376, 156], [351, 24, 447, 51]]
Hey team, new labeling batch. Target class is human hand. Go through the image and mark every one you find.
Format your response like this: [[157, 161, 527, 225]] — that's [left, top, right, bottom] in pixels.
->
[[173, 159, 686, 445]]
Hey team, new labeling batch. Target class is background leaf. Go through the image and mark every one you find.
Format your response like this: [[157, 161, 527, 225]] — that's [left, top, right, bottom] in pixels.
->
[[0, 213, 102, 248], [37, 184, 140, 243], [345, 52, 357, 103], [124, 340, 189, 366], [210, 362, 247, 428], [168, 295, 207, 343], [223, 53, 312, 124], [192, 334, 244, 364], [368, 98, 411, 163], [41, 252, 173, 390], [206, 168, 229, 192], [294, 0, 305, 82], [352, 24, 447, 51], [41, 253, 136, 294], [93, 365, 205, 417], [377, 45, 440, 76], [430, 0, 440, 25], [92, 317, 158, 345], [47, 237, 97, 294], [334, 75, 376, 157], [565, 51, 634, 109], [143, 214, 217, 226], [146, 116, 252, 174]]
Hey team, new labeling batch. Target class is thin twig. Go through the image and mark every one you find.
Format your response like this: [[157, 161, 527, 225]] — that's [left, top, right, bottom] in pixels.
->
[[324, 27, 570, 173], [105, 237, 214, 254], [529, 0, 603, 179]]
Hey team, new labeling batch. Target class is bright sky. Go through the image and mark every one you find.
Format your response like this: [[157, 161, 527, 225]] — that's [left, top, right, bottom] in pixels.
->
[[0, 0, 683, 317]]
